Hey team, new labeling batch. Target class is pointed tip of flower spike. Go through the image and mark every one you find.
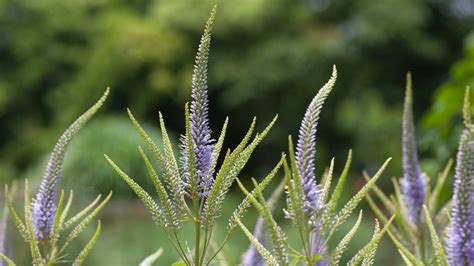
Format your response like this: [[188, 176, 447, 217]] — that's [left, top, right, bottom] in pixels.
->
[[401, 74, 425, 225], [463, 86, 471, 127]]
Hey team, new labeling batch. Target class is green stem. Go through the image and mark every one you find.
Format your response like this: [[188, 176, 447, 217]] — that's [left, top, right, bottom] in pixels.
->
[[195, 219, 201, 266]]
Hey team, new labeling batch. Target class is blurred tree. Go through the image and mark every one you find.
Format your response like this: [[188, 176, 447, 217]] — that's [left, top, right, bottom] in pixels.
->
[[0, 0, 471, 194]]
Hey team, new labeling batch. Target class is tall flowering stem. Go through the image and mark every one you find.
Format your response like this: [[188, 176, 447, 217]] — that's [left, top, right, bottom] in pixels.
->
[[294, 65, 337, 226], [447, 87, 474, 265], [32, 88, 109, 240], [284, 66, 337, 264], [189, 6, 216, 198], [400, 73, 425, 225]]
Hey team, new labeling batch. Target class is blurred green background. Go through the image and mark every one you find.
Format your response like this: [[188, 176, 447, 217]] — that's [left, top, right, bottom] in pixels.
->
[[1, 0, 474, 265]]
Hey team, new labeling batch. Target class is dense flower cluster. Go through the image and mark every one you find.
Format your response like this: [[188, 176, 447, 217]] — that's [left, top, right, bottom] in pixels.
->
[[400, 75, 425, 225], [446, 125, 474, 265]]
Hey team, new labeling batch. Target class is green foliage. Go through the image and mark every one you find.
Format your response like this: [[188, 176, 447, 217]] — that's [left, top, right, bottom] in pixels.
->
[[237, 70, 392, 265]]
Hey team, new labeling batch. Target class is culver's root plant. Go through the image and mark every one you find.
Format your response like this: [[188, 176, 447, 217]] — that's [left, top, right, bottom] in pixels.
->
[[0, 89, 112, 266], [105, 6, 281, 265], [237, 66, 394, 266], [367, 75, 474, 265]]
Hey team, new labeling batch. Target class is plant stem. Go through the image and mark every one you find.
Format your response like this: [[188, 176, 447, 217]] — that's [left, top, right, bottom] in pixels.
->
[[195, 218, 201, 266]]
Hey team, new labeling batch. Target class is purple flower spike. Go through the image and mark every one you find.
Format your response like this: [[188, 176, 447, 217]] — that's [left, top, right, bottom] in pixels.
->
[[400, 73, 425, 225], [295, 66, 337, 225], [32, 89, 108, 240], [446, 90, 474, 265], [189, 7, 216, 197]]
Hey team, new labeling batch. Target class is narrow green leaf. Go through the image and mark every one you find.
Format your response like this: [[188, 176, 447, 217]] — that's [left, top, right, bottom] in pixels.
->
[[236, 219, 278, 266], [128, 109, 185, 209], [139, 146, 179, 230], [60, 190, 73, 227], [348, 216, 394, 265], [50, 190, 65, 246], [320, 158, 335, 205], [72, 220, 102, 266], [205, 116, 276, 229], [139, 248, 163, 266], [61, 192, 111, 253], [387, 230, 424, 266], [363, 172, 394, 213], [62, 194, 101, 231], [392, 178, 419, 254], [329, 158, 391, 238], [158, 112, 185, 217], [250, 178, 288, 264], [430, 160, 452, 213], [227, 154, 285, 231], [326, 149, 352, 220], [361, 219, 381, 266], [5, 186, 26, 241], [0, 253, 15, 266], [23, 180, 42, 265], [184, 103, 198, 199], [210, 117, 229, 174], [423, 206, 447, 266], [105, 155, 164, 227], [330, 210, 363, 265]]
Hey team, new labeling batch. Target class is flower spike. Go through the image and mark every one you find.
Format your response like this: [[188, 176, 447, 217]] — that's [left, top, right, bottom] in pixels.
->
[[32, 88, 109, 240], [446, 87, 474, 265], [294, 65, 337, 225], [189, 6, 217, 197], [400, 73, 425, 225]]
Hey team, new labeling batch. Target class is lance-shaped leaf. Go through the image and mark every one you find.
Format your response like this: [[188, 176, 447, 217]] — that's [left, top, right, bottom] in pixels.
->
[[328, 158, 391, 239], [128, 109, 185, 213], [0, 253, 15, 266], [60, 190, 73, 227], [423, 206, 447, 266], [24, 180, 42, 265], [240, 178, 288, 264], [204, 116, 276, 229], [320, 158, 335, 206], [139, 146, 179, 230], [241, 177, 286, 266], [62, 194, 101, 231], [105, 156, 164, 228], [72, 220, 101, 266], [60, 192, 111, 253], [32, 88, 109, 240], [237, 219, 278, 266], [429, 160, 452, 214], [325, 150, 352, 221], [348, 216, 394, 265], [227, 154, 285, 231], [330, 210, 363, 265], [5, 186, 26, 241], [387, 230, 424, 266], [361, 220, 381, 266], [210, 118, 229, 176]]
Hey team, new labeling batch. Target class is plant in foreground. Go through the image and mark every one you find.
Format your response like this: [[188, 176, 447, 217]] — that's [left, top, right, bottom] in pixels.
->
[[366, 73, 454, 265], [1, 89, 111, 266], [368, 76, 474, 266], [446, 87, 474, 266], [237, 66, 394, 265], [105, 6, 281, 266]]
